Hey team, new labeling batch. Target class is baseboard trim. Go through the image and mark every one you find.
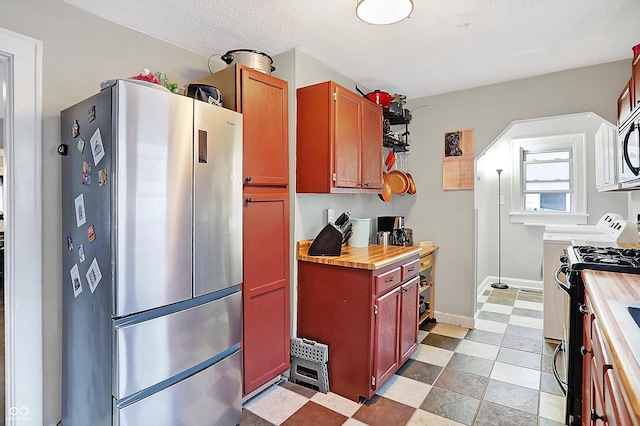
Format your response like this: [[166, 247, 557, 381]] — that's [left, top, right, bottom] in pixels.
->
[[433, 311, 475, 329], [478, 276, 542, 296]]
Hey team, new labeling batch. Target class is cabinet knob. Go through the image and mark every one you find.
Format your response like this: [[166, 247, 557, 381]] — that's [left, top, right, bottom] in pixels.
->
[[246, 197, 252, 203], [590, 409, 604, 422], [364, 182, 370, 187], [246, 176, 252, 182], [580, 346, 591, 356], [385, 276, 396, 283]]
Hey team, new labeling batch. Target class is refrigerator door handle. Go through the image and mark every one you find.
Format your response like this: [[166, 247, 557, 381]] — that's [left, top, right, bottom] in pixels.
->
[[198, 130, 208, 163]]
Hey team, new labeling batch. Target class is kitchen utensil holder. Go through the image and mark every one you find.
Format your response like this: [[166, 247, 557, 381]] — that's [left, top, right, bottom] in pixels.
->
[[290, 337, 329, 393]]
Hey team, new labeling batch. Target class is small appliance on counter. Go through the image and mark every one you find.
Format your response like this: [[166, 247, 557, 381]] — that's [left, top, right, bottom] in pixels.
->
[[308, 211, 353, 256], [377, 216, 410, 246]]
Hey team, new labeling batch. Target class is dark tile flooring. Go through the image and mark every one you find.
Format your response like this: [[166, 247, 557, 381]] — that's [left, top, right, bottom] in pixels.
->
[[241, 287, 566, 425]]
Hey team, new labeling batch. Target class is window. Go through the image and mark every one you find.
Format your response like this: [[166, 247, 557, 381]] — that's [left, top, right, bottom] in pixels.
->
[[510, 134, 587, 225], [522, 148, 572, 212]]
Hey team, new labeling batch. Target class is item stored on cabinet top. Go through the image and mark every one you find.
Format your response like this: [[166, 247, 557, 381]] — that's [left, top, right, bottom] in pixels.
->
[[355, 86, 392, 108], [221, 49, 275, 74], [187, 84, 222, 106]]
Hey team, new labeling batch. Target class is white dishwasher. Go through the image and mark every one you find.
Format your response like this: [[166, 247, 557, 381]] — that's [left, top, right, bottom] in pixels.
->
[[542, 216, 638, 340]]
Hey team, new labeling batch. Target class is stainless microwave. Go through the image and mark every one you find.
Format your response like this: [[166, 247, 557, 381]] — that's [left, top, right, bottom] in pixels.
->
[[618, 106, 640, 188]]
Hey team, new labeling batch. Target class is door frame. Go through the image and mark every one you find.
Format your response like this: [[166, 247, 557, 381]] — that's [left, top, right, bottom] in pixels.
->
[[0, 28, 44, 425]]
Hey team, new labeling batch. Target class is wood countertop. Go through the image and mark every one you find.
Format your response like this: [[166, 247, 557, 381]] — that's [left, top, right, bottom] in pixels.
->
[[582, 270, 640, 423], [296, 240, 422, 270]]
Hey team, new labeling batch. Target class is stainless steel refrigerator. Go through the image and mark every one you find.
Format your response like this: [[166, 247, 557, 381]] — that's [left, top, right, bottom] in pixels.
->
[[60, 79, 243, 425]]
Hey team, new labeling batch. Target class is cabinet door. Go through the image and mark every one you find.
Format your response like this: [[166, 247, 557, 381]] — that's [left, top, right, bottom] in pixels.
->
[[361, 100, 383, 189], [399, 277, 419, 364], [618, 80, 633, 126], [373, 288, 400, 390], [604, 368, 633, 426], [334, 86, 362, 189], [242, 188, 290, 395], [241, 69, 289, 186], [632, 55, 640, 112]]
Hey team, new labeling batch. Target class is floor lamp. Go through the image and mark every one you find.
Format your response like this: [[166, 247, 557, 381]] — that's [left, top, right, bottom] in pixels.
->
[[491, 169, 508, 289]]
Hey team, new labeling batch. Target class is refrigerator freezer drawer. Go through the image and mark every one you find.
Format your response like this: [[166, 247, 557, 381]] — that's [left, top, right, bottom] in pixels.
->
[[114, 349, 242, 426], [114, 290, 241, 399]]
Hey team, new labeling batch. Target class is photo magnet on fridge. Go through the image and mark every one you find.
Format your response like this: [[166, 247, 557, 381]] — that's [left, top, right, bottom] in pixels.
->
[[87, 225, 96, 242], [81, 162, 92, 186], [71, 120, 80, 138], [86, 258, 102, 293], [66, 232, 73, 252], [74, 194, 86, 228], [78, 244, 85, 263], [98, 168, 107, 186], [90, 128, 105, 166], [70, 264, 82, 297], [77, 137, 86, 154]]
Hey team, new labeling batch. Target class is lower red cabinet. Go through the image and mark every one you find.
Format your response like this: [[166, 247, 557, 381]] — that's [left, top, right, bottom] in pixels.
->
[[582, 292, 634, 425], [297, 256, 419, 401], [243, 188, 290, 396]]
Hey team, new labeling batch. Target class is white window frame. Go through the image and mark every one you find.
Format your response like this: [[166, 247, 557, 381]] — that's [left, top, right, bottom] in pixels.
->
[[510, 133, 588, 225]]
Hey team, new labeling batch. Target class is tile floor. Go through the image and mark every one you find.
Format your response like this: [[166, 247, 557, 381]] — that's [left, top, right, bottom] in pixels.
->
[[241, 287, 566, 425]]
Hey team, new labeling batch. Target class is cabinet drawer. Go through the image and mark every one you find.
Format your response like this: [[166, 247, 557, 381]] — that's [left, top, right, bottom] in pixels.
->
[[402, 259, 420, 281], [375, 267, 401, 295], [420, 253, 434, 271]]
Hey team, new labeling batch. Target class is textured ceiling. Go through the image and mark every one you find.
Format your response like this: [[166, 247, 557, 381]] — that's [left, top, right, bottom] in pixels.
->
[[64, 0, 640, 100]]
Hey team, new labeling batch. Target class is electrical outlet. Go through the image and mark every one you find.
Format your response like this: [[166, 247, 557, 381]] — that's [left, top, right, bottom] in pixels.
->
[[326, 208, 335, 224]]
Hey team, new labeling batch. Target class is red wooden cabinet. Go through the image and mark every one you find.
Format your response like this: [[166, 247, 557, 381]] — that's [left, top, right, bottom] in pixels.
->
[[240, 70, 289, 186], [297, 255, 419, 401], [190, 65, 290, 396], [399, 277, 419, 364], [632, 51, 640, 113], [242, 188, 290, 395], [618, 80, 633, 126], [297, 81, 383, 193]]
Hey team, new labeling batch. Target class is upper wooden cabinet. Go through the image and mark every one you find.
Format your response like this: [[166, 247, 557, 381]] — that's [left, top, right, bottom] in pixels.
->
[[632, 51, 640, 113], [297, 81, 383, 193], [618, 79, 633, 126], [190, 65, 289, 186]]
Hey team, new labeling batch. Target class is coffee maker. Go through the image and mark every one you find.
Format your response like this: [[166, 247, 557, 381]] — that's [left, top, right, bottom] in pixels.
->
[[377, 216, 409, 246]]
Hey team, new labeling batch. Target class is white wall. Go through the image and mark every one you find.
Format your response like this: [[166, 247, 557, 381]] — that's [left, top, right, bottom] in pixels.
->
[[475, 113, 628, 290]]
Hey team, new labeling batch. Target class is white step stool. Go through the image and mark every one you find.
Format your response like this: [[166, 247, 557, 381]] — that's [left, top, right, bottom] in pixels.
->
[[290, 337, 329, 393]]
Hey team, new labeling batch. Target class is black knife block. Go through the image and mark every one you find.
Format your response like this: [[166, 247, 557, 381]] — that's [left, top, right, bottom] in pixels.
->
[[308, 223, 343, 256]]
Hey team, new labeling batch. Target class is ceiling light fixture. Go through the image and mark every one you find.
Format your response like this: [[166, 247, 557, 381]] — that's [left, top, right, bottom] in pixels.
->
[[356, 0, 414, 25]]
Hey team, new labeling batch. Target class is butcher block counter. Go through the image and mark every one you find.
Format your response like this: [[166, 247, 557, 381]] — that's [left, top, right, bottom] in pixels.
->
[[296, 240, 421, 401], [582, 270, 640, 425], [296, 239, 421, 269]]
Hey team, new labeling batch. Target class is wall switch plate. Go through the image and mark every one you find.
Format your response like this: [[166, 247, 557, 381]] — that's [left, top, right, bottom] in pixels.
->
[[326, 208, 335, 224]]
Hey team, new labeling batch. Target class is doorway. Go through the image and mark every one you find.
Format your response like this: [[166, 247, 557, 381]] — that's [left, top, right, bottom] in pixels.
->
[[1, 28, 44, 425]]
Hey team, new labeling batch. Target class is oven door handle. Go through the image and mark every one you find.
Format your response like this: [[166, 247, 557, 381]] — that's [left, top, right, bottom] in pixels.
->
[[554, 265, 571, 294], [552, 341, 568, 396]]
